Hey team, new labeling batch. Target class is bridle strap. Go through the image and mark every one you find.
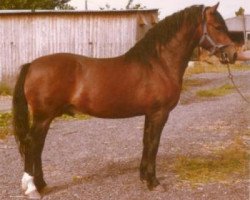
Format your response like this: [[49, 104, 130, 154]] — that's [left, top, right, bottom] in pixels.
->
[[199, 6, 229, 55]]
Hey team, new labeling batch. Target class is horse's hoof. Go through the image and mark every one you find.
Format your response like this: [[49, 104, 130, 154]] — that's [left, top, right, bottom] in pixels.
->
[[26, 190, 41, 199], [34, 179, 47, 192], [147, 178, 160, 191], [21, 183, 28, 192], [153, 184, 165, 192]]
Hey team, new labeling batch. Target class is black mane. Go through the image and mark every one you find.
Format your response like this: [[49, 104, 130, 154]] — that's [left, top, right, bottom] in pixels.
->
[[125, 5, 203, 63]]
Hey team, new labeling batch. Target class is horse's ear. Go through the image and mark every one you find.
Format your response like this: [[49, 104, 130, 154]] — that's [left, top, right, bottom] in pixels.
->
[[208, 2, 220, 13]]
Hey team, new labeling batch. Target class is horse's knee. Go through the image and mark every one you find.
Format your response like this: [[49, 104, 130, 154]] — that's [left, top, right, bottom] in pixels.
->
[[24, 134, 32, 146]]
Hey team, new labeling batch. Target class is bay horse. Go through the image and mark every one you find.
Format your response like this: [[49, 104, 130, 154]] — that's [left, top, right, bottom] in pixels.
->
[[13, 3, 237, 199]]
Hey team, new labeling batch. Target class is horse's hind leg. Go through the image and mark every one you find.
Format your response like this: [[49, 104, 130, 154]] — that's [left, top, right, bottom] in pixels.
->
[[33, 119, 52, 191], [22, 116, 52, 198]]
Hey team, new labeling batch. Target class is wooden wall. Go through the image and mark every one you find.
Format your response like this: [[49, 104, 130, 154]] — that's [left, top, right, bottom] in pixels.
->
[[0, 10, 158, 82]]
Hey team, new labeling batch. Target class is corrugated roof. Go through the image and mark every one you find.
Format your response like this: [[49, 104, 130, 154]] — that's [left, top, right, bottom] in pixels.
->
[[225, 15, 250, 32], [0, 9, 158, 15]]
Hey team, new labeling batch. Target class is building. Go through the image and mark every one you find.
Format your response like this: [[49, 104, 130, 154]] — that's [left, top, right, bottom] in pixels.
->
[[0, 9, 158, 83], [225, 15, 250, 49]]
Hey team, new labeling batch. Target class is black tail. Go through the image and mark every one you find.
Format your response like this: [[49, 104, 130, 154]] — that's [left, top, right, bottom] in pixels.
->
[[12, 63, 30, 157]]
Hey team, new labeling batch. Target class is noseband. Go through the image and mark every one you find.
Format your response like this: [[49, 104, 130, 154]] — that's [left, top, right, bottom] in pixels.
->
[[199, 6, 229, 55]]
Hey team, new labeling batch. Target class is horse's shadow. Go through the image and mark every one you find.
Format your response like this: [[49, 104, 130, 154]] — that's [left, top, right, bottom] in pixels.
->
[[42, 155, 173, 195]]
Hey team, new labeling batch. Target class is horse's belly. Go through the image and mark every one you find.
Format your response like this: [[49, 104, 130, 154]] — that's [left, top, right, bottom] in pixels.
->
[[75, 96, 145, 118]]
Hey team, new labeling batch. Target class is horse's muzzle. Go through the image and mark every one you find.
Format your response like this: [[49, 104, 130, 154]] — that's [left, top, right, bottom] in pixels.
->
[[217, 46, 237, 64]]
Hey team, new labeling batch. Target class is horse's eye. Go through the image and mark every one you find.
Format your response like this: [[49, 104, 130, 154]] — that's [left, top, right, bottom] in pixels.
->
[[215, 26, 224, 31]]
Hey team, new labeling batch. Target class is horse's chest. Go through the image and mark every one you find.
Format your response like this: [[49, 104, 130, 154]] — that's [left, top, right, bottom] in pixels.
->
[[140, 79, 181, 111], [158, 87, 180, 109]]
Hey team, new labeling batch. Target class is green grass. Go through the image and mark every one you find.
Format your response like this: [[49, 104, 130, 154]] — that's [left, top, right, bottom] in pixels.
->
[[0, 112, 12, 140], [174, 139, 249, 184], [58, 114, 91, 121], [196, 84, 234, 97], [185, 62, 250, 76], [182, 79, 207, 91], [0, 112, 90, 140]]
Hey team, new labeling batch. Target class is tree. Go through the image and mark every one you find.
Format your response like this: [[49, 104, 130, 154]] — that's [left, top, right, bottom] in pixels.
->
[[99, 3, 117, 11], [235, 7, 245, 16], [100, 0, 146, 10], [126, 0, 146, 10], [0, 0, 74, 10], [131, 3, 146, 10], [126, 0, 133, 9]]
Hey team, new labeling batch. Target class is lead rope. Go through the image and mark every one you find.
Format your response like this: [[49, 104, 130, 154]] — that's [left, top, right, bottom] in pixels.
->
[[226, 63, 250, 103]]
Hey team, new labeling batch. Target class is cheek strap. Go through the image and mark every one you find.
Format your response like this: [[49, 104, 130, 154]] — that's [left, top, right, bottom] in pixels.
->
[[199, 6, 229, 55]]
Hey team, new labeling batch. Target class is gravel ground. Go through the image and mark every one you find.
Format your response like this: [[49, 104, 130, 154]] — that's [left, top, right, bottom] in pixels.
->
[[0, 71, 249, 200]]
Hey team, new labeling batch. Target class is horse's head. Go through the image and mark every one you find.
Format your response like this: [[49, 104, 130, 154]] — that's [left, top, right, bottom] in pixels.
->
[[199, 3, 237, 64]]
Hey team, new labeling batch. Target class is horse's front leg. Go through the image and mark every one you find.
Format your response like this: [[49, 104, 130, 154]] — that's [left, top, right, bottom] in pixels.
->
[[140, 110, 169, 190]]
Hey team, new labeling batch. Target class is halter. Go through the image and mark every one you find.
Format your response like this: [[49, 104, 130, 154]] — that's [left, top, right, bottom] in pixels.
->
[[199, 6, 229, 55]]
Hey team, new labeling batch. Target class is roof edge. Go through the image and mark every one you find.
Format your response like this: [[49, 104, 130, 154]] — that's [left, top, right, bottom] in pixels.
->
[[0, 9, 159, 15], [225, 14, 250, 21]]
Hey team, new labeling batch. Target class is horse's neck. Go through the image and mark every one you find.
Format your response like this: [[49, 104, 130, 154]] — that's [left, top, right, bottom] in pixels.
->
[[159, 24, 200, 83]]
